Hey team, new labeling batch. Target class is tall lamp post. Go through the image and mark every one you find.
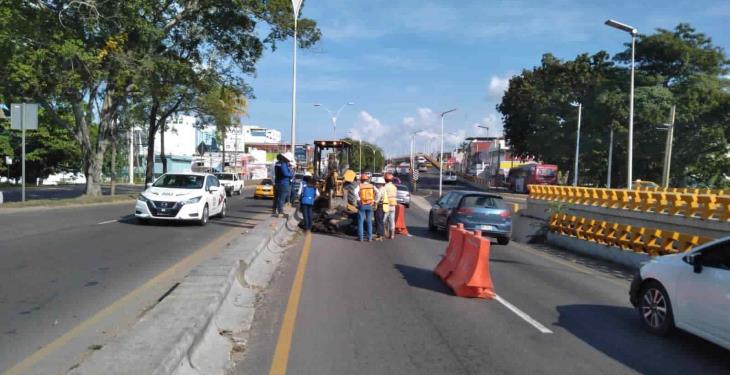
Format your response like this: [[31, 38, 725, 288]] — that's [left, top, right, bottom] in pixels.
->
[[313, 102, 354, 138], [439, 108, 457, 197], [657, 105, 676, 188], [476, 124, 499, 181], [605, 19, 637, 189], [410, 130, 424, 183], [290, 0, 303, 153], [571, 102, 582, 186]]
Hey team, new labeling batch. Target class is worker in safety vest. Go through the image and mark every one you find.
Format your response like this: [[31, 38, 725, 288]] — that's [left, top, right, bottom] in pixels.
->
[[373, 176, 390, 241], [383, 173, 398, 239], [353, 173, 375, 242]]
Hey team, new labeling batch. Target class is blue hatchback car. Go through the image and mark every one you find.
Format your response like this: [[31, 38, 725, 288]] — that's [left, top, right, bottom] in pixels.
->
[[428, 190, 512, 245]]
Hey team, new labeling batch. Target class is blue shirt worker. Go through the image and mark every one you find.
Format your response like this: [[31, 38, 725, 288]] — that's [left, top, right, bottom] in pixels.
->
[[274, 152, 293, 217], [299, 173, 319, 231], [354, 173, 375, 242]]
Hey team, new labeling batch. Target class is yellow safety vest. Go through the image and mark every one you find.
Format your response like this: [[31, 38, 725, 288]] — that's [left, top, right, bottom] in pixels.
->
[[385, 183, 398, 206], [380, 187, 390, 213]]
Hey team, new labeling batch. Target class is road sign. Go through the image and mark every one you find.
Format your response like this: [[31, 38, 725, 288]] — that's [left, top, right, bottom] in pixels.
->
[[10, 103, 38, 130]]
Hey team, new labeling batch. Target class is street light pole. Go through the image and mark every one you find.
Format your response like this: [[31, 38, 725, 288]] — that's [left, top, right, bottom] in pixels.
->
[[290, 0, 303, 153], [660, 105, 676, 188], [439, 108, 457, 197], [607, 127, 614, 188], [572, 102, 582, 187], [605, 19, 637, 189], [314, 102, 354, 138]]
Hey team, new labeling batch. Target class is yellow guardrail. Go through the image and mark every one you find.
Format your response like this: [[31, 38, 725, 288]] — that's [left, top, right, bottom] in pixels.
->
[[549, 213, 713, 256], [530, 185, 730, 222]]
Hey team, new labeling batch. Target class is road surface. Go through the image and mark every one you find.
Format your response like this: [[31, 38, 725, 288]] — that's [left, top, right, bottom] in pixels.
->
[[235, 171, 730, 375], [0, 185, 273, 375]]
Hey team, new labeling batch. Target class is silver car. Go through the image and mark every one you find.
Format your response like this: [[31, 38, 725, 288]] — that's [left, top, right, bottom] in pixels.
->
[[395, 184, 411, 208], [428, 190, 512, 245]]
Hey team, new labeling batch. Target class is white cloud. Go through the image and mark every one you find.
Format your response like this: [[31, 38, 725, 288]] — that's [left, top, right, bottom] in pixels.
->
[[487, 75, 511, 101], [348, 111, 389, 143]]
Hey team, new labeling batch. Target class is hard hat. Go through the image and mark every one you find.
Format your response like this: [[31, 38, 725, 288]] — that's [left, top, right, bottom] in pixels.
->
[[282, 152, 295, 162], [360, 173, 369, 181], [304, 171, 312, 177], [343, 170, 357, 183], [373, 177, 385, 184]]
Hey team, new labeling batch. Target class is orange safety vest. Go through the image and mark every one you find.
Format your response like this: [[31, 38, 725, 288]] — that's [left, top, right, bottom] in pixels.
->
[[359, 183, 375, 205]]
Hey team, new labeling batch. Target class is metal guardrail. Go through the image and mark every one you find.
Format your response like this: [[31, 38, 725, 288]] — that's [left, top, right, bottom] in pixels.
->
[[530, 185, 730, 222], [549, 213, 713, 255]]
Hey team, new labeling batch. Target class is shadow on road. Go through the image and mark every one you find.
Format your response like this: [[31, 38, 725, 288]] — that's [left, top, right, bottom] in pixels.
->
[[407, 225, 445, 242], [394, 264, 452, 296], [555, 304, 730, 373]]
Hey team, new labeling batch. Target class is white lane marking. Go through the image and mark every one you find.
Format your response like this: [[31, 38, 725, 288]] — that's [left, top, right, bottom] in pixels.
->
[[97, 219, 118, 225], [495, 295, 553, 334]]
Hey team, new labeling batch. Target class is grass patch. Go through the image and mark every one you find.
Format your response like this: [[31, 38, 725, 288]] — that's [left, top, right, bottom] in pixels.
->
[[0, 194, 136, 209]]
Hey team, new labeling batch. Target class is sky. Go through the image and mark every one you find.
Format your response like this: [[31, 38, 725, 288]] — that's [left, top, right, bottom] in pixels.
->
[[244, 0, 730, 157]]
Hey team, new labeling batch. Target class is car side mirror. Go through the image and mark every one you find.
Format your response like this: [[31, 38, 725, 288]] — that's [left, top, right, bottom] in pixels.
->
[[687, 254, 703, 274]]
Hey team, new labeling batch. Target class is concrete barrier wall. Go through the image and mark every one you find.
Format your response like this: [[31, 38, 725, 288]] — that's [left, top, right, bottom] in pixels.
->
[[527, 198, 730, 240], [546, 232, 650, 271]]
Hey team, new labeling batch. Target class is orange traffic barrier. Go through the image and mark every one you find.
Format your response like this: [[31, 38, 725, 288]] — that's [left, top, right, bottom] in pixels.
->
[[445, 231, 495, 299], [394, 204, 409, 235], [434, 224, 466, 280]]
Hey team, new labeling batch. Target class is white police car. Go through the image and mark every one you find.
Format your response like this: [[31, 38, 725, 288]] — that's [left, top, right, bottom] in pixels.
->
[[135, 173, 227, 226]]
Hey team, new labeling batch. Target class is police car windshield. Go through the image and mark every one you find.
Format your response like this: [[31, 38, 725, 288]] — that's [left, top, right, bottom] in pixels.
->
[[152, 174, 205, 189]]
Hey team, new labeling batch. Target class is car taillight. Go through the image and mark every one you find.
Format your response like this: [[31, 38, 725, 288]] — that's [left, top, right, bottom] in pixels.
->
[[456, 208, 474, 215], [500, 210, 511, 219]]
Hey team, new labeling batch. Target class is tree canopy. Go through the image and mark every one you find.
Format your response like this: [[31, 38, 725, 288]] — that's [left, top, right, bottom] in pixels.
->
[[498, 24, 729, 188]]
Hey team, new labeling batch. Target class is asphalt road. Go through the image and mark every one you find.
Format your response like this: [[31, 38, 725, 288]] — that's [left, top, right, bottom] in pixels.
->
[[0, 184, 144, 203], [235, 172, 730, 375], [0, 185, 273, 375]]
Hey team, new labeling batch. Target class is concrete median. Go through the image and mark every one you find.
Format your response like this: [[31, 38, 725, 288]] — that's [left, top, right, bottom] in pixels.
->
[[69, 208, 301, 375]]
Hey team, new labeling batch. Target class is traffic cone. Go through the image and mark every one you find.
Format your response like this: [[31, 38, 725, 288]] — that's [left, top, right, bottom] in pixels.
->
[[445, 231, 495, 299], [395, 204, 409, 235], [434, 224, 466, 280]]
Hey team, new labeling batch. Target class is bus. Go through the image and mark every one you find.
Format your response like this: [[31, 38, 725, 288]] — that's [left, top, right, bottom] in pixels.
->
[[507, 164, 558, 193]]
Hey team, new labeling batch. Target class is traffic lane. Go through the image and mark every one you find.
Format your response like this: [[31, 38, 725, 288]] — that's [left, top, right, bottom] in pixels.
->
[[0, 184, 144, 202], [0, 192, 270, 373], [238, 203, 729, 375], [413, 172, 526, 208], [403, 206, 730, 373]]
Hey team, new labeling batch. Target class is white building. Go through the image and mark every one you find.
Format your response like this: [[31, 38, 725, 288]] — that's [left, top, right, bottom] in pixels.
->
[[153, 114, 199, 156], [223, 125, 282, 154]]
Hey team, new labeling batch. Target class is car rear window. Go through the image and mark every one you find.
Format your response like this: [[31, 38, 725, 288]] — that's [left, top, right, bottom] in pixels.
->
[[153, 174, 205, 189], [396, 185, 408, 191], [261, 179, 273, 185], [215, 173, 234, 180], [460, 195, 505, 209]]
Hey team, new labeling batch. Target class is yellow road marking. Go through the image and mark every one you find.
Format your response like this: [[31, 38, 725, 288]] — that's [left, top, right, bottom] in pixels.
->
[[269, 231, 313, 375], [1, 226, 242, 375]]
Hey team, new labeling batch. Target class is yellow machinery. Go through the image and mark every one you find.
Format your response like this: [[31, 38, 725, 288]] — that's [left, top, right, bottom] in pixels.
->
[[312, 140, 354, 209]]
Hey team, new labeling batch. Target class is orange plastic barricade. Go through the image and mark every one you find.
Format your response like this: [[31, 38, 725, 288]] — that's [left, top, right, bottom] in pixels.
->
[[434, 224, 466, 280], [445, 231, 495, 299], [394, 204, 410, 235]]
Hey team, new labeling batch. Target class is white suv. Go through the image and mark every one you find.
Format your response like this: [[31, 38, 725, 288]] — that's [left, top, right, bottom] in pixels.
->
[[135, 173, 227, 226], [629, 236, 730, 349], [215, 172, 244, 196]]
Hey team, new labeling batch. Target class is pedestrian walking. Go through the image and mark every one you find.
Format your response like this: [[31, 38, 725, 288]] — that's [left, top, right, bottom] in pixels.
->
[[274, 153, 294, 217], [384, 173, 398, 239], [299, 173, 319, 231], [373, 177, 390, 240], [354, 173, 375, 242]]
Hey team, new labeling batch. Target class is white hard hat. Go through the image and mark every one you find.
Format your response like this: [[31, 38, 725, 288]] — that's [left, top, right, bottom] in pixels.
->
[[282, 152, 295, 162], [373, 176, 385, 184], [304, 171, 312, 177]]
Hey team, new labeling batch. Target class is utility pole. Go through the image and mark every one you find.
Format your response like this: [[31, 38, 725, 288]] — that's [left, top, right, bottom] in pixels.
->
[[573, 102, 582, 186], [607, 127, 614, 188], [661, 106, 676, 188], [128, 129, 134, 184]]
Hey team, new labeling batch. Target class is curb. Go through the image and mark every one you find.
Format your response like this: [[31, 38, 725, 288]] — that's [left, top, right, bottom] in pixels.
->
[[69, 208, 301, 375]]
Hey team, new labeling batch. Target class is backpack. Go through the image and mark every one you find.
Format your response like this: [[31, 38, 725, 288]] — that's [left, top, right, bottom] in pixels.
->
[[359, 183, 375, 205], [301, 186, 317, 206]]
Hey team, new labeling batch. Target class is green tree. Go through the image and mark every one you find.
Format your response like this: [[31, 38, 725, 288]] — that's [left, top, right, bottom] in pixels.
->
[[343, 138, 386, 173]]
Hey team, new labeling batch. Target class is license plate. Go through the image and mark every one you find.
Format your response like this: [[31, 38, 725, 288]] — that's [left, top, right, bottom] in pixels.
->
[[160, 208, 167, 212], [480, 225, 494, 231]]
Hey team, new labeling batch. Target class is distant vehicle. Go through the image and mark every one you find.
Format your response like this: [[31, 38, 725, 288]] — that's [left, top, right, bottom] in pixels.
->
[[428, 191, 511, 245], [418, 164, 428, 172], [135, 173, 227, 226], [633, 180, 660, 190], [507, 164, 558, 193], [254, 179, 275, 199], [395, 184, 411, 208], [417, 156, 426, 164], [372, 172, 384, 178], [290, 174, 304, 203], [215, 172, 243, 196], [629, 236, 730, 349], [444, 171, 458, 183]]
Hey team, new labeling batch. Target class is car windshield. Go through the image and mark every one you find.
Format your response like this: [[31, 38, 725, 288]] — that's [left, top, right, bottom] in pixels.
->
[[215, 173, 234, 180], [294, 174, 304, 180], [537, 168, 556, 177], [396, 185, 408, 191], [152, 174, 205, 189], [460, 195, 505, 209], [261, 179, 273, 185]]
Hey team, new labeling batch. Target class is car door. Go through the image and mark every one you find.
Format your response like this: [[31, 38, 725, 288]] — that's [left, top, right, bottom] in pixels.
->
[[210, 176, 223, 213], [675, 239, 730, 342], [436, 193, 459, 228], [432, 193, 450, 227]]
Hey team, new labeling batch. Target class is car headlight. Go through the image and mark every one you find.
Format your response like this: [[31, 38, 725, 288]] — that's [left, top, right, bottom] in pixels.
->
[[182, 196, 202, 205], [138, 194, 149, 203]]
